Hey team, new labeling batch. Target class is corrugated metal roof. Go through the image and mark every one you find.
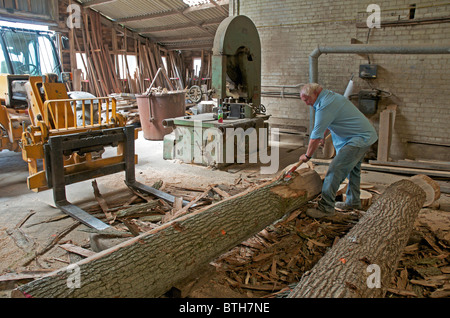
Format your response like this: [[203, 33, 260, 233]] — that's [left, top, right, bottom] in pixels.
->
[[89, 0, 185, 20], [79, 0, 229, 51], [125, 15, 192, 30], [149, 26, 205, 38]]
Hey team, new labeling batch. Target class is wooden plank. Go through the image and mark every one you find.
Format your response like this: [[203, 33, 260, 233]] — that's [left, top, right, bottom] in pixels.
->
[[400, 159, 450, 171], [92, 180, 113, 221], [103, 45, 121, 93], [59, 243, 96, 258], [148, 43, 161, 87], [369, 160, 450, 172], [160, 66, 174, 91], [364, 163, 450, 178], [74, 27, 96, 94], [81, 13, 102, 96], [377, 105, 397, 161], [0, 271, 51, 285], [72, 69, 82, 91], [69, 26, 76, 76], [162, 185, 214, 222], [312, 158, 450, 178]]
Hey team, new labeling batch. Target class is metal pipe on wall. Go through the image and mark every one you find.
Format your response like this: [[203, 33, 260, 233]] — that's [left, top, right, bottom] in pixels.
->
[[307, 44, 450, 134]]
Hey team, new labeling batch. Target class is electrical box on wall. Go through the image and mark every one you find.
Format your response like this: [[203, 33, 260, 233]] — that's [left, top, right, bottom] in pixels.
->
[[359, 64, 377, 79], [358, 90, 379, 115]]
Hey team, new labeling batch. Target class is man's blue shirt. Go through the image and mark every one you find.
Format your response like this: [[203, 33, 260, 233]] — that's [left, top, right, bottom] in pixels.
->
[[310, 89, 378, 153]]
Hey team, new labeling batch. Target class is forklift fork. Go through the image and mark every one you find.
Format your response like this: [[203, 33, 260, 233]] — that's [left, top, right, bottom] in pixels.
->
[[45, 125, 189, 230]]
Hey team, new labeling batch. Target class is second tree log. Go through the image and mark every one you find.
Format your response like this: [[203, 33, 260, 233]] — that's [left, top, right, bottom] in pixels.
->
[[288, 174, 440, 298]]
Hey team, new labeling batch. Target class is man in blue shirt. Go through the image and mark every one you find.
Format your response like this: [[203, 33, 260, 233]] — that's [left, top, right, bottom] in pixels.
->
[[298, 83, 378, 218]]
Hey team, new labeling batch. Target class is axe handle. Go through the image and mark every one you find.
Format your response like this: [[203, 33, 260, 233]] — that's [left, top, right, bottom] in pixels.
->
[[287, 160, 303, 174], [285, 159, 313, 177]]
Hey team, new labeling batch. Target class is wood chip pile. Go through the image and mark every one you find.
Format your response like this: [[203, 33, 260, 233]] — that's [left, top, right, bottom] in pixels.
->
[[209, 202, 449, 298], [388, 209, 450, 298], [210, 204, 361, 298]]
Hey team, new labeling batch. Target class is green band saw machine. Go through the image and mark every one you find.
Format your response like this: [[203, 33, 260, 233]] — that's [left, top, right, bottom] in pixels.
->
[[163, 15, 270, 167]]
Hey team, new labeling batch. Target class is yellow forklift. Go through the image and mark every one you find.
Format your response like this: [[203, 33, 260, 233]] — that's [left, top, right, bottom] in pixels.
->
[[0, 26, 185, 230]]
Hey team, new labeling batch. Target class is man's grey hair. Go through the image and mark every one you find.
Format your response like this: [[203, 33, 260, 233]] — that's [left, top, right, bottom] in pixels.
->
[[300, 83, 322, 97]]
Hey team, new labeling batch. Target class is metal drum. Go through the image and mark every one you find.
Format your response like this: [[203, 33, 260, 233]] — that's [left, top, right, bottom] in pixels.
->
[[136, 91, 185, 140]]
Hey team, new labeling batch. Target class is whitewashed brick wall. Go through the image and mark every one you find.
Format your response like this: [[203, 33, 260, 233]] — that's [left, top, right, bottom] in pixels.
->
[[232, 0, 450, 160]]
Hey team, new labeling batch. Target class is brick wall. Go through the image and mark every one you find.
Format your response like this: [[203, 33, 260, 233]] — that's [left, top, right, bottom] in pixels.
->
[[232, 0, 450, 161]]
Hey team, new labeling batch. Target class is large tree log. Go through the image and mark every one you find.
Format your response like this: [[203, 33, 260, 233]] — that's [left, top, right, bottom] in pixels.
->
[[12, 168, 322, 298], [288, 174, 440, 298]]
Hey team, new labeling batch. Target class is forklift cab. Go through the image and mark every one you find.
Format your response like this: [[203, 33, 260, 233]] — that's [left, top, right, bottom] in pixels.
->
[[0, 26, 61, 77]]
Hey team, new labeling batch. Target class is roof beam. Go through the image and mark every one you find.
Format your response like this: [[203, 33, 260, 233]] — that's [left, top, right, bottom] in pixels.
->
[[115, 10, 180, 23], [156, 35, 213, 43], [167, 43, 213, 51], [160, 1, 217, 37], [81, 0, 118, 8], [137, 22, 199, 34], [208, 0, 228, 16], [136, 17, 223, 34]]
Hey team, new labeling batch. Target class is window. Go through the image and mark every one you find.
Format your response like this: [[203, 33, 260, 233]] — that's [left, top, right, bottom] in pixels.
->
[[193, 57, 201, 77], [0, 41, 6, 73], [161, 56, 168, 73], [409, 4, 416, 19], [76, 53, 87, 80], [117, 54, 137, 79], [37, 36, 56, 74]]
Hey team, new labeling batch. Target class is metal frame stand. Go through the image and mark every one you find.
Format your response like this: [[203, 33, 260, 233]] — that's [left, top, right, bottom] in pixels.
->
[[45, 125, 189, 230]]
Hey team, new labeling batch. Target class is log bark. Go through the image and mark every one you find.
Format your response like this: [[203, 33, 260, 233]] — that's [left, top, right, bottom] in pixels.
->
[[287, 175, 440, 298], [12, 168, 322, 298]]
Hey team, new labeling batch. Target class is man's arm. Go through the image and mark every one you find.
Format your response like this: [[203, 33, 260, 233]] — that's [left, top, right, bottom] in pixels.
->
[[319, 129, 331, 146], [299, 138, 322, 162], [303, 106, 333, 162]]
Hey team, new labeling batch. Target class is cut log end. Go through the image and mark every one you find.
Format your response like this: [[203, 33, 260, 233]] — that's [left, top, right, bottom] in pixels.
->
[[275, 168, 323, 201], [342, 189, 372, 208], [409, 174, 441, 207]]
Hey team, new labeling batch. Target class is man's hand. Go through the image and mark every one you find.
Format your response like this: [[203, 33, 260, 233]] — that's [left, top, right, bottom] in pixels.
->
[[299, 154, 310, 162]]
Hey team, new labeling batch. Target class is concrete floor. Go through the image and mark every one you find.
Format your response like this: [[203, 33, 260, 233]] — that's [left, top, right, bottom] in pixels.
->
[[1, 128, 444, 296]]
